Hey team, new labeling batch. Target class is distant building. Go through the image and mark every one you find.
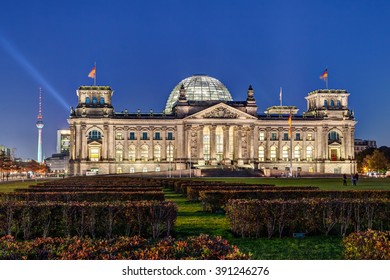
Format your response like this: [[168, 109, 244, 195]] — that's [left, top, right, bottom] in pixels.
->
[[45, 153, 69, 174], [354, 139, 377, 154], [57, 129, 71, 155], [68, 75, 357, 176], [0, 145, 12, 158]]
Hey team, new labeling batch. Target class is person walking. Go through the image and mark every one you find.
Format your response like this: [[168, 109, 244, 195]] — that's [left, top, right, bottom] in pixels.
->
[[343, 174, 347, 186]]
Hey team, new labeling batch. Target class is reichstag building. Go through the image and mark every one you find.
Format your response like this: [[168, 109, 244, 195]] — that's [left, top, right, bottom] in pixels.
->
[[68, 75, 356, 175]]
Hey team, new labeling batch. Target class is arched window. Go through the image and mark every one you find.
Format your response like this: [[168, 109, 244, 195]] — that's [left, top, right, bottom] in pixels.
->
[[128, 145, 136, 162], [167, 144, 174, 162], [337, 100, 341, 107], [324, 100, 328, 107], [282, 146, 289, 161], [115, 145, 123, 161], [330, 100, 335, 107], [154, 145, 161, 162], [85, 97, 91, 104], [88, 130, 101, 140], [270, 146, 277, 161], [100, 97, 105, 105], [294, 146, 301, 161], [258, 146, 265, 162], [328, 131, 340, 141], [306, 146, 313, 161], [92, 97, 98, 105], [141, 145, 149, 161]]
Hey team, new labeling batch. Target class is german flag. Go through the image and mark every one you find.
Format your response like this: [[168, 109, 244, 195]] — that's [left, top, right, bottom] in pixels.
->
[[88, 66, 96, 79], [320, 68, 328, 80]]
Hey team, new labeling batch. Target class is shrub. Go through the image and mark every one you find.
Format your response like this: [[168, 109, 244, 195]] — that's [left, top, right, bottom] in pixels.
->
[[0, 234, 250, 260], [343, 230, 390, 260]]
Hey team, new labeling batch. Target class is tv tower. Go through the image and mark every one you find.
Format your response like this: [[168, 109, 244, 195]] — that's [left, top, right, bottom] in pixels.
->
[[36, 88, 44, 163]]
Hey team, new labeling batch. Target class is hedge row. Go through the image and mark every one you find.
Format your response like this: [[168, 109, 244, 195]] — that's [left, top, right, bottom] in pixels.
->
[[0, 191, 165, 202], [37, 176, 162, 187], [0, 234, 249, 260], [187, 186, 318, 202], [14, 187, 162, 193], [201, 189, 390, 212], [343, 230, 390, 260], [226, 199, 390, 238], [0, 200, 176, 239]]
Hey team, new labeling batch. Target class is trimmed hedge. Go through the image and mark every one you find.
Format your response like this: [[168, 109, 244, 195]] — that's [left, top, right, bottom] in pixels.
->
[[343, 230, 390, 260], [0, 191, 165, 202], [226, 198, 390, 238], [0, 234, 250, 260], [0, 200, 176, 239], [187, 186, 318, 202], [201, 189, 390, 212], [15, 187, 162, 192]]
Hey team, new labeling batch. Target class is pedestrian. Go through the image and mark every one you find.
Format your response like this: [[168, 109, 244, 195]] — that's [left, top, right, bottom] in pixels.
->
[[352, 174, 357, 186], [354, 173, 359, 185], [343, 174, 347, 186]]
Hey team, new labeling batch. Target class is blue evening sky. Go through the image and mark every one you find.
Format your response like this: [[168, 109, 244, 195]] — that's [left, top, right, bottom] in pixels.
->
[[0, 0, 389, 160]]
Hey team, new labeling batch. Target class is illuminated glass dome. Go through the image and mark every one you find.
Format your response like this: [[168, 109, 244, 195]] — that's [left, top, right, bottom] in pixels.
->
[[164, 75, 233, 113]]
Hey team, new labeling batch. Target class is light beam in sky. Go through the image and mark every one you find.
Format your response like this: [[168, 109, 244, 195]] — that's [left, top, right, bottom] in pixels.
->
[[0, 34, 70, 111]]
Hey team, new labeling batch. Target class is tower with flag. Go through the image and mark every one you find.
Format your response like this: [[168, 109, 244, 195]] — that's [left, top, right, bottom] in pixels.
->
[[320, 68, 328, 88]]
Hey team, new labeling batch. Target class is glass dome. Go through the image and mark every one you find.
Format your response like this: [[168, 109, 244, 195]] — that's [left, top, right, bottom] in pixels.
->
[[164, 75, 233, 113]]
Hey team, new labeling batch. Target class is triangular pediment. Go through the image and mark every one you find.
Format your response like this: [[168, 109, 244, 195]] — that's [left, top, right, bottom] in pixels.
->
[[185, 103, 257, 120]]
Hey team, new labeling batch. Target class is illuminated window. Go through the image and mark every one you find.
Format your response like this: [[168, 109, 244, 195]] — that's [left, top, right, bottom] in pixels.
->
[[307, 146, 313, 161], [89, 147, 100, 161], [130, 167, 135, 173], [167, 144, 174, 162], [294, 146, 301, 161], [141, 145, 149, 161], [154, 145, 161, 161], [128, 145, 136, 162], [216, 127, 223, 162], [258, 146, 265, 162], [259, 132, 265, 141], [116, 132, 123, 140], [282, 146, 289, 161], [115, 146, 123, 161], [270, 146, 277, 161], [307, 133, 313, 141]]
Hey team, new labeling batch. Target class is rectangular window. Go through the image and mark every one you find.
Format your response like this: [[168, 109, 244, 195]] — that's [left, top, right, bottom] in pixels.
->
[[307, 133, 312, 141], [283, 133, 289, 140], [129, 132, 135, 140], [155, 132, 161, 140], [116, 132, 123, 140], [271, 133, 277, 140], [167, 132, 173, 140], [259, 132, 265, 141], [296, 133, 301, 141], [142, 132, 148, 140]]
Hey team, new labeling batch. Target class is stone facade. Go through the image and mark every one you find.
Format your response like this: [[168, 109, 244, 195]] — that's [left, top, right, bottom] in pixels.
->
[[68, 76, 356, 176]]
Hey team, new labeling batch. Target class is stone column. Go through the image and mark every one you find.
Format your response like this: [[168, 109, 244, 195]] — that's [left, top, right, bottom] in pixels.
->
[[136, 126, 141, 161], [73, 124, 80, 160], [236, 125, 243, 165], [253, 125, 259, 162], [249, 125, 255, 163], [161, 126, 167, 161], [103, 124, 109, 160], [222, 125, 230, 164], [278, 127, 283, 161], [81, 124, 87, 160], [176, 124, 185, 168], [316, 126, 322, 160], [266, 127, 271, 160], [123, 126, 129, 161], [197, 125, 204, 165], [108, 125, 114, 160], [210, 125, 217, 165], [149, 127, 153, 161]]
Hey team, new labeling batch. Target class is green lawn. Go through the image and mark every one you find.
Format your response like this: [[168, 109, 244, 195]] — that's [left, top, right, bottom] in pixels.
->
[[0, 180, 41, 193], [165, 177, 390, 259]]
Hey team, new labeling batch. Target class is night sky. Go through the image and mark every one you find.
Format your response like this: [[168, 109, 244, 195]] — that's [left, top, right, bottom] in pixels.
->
[[1, 0, 389, 160]]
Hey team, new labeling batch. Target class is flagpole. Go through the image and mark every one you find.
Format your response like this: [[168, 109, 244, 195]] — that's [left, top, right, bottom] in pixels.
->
[[280, 87, 283, 106], [94, 62, 96, 86], [289, 109, 293, 177]]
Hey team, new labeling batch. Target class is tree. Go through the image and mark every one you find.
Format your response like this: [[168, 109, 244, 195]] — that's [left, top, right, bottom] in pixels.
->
[[362, 150, 389, 174]]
